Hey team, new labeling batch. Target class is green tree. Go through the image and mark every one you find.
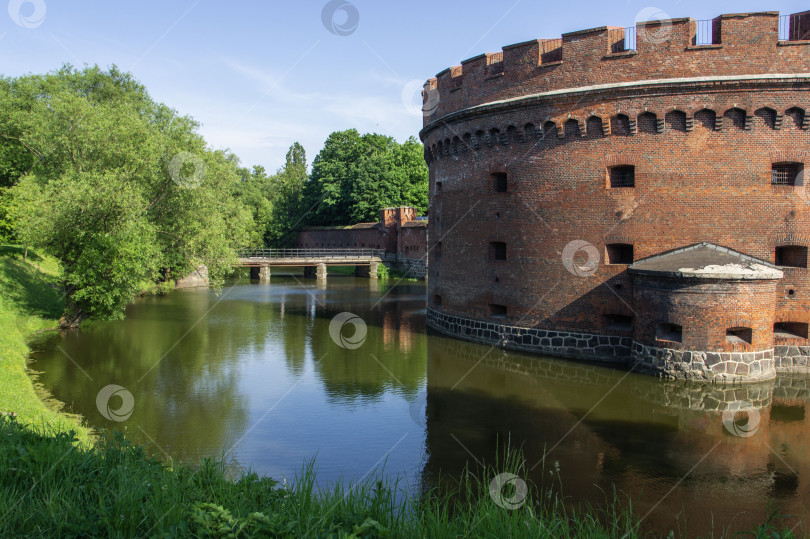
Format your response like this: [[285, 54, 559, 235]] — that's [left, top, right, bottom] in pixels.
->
[[6, 65, 254, 326], [234, 164, 276, 248], [302, 130, 428, 226], [266, 142, 308, 247], [303, 129, 364, 225]]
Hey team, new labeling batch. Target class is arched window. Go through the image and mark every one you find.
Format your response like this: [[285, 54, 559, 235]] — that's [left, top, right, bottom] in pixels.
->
[[665, 110, 687, 132], [724, 108, 746, 130], [694, 109, 716, 130], [611, 114, 631, 136], [637, 112, 657, 134], [586, 116, 604, 138], [564, 118, 580, 139], [786, 107, 805, 129], [754, 107, 777, 129]]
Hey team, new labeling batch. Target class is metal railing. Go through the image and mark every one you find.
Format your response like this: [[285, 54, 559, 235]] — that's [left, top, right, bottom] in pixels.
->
[[780, 14, 810, 41], [238, 248, 385, 259], [695, 19, 719, 45], [771, 164, 802, 185]]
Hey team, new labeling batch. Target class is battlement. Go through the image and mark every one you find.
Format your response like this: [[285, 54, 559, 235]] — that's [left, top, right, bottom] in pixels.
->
[[423, 10, 810, 126]]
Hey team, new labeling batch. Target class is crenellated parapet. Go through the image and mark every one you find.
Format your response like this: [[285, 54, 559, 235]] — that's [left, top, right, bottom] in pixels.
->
[[422, 11, 810, 126]]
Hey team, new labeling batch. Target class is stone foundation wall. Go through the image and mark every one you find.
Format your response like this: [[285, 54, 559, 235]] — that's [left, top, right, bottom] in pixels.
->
[[395, 257, 428, 279], [176, 266, 209, 289], [631, 342, 776, 383], [427, 307, 795, 383], [426, 307, 632, 365], [774, 345, 810, 373]]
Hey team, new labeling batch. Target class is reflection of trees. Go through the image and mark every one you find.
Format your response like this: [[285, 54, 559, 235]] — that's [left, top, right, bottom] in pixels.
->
[[31, 278, 431, 465], [421, 336, 810, 536], [307, 287, 427, 404], [31, 288, 279, 463]]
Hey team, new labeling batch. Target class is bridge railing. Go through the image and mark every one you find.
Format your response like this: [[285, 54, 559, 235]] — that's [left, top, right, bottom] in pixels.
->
[[238, 248, 385, 259]]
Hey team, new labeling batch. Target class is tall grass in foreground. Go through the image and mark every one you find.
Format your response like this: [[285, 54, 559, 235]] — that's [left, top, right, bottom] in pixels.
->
[[0, 417, 641, 538], [0, 419, 801, 538]]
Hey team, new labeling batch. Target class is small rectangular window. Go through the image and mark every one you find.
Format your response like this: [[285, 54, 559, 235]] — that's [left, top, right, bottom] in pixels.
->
[[489, 303, 507, 319], [603, 314, 633, 331], [492, 172, 508, 193], [726, 327, 752, 345], [436, 181, 443, 192], [434, 241, 442, 258], [606, 244, 634, 264], [433, 294, 442, 306], [490, 241, 507, 261], [772, 163, 803, 185], [656, 323, 683, 343], [775, 246, 808, 268], [774, 322, 809, 340], [609, 165, 635, 188]]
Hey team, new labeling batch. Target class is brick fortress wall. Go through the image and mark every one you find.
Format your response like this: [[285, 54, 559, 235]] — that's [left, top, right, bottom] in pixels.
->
[[296, 207, 428, 278], [421, 10, 810, 382]]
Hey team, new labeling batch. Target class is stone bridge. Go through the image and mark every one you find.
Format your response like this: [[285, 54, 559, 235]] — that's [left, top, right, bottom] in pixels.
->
[[236, 248, 384, 282]]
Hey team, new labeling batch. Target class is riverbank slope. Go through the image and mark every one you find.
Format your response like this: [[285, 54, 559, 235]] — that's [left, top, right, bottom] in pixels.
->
[[0, 245, 91, 444]]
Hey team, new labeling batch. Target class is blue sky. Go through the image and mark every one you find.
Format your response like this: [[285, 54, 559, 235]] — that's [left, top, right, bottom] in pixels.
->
[[1, 0, 806, 171]]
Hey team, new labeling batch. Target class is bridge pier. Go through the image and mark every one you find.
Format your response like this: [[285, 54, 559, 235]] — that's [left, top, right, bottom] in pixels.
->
[[259, 265, 271, 283], [355, 262, 380, 279], [316, 263, 327, 281]]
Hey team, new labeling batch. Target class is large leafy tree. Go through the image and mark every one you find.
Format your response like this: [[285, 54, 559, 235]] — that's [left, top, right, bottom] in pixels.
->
[[266, 142, 308, 247], [4, 65, 253, 327], [234, 164, 276, 247], [302, 130, 428, 226]]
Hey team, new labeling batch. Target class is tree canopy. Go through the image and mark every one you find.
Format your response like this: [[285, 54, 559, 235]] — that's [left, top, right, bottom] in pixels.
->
[[0, 65, 429, 325], [302, 129, 428, 226], [3, 65, 253, 326]]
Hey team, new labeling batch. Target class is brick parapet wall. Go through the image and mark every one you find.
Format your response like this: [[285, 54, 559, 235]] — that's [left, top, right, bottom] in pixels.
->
[[423, 11, 810, 123]]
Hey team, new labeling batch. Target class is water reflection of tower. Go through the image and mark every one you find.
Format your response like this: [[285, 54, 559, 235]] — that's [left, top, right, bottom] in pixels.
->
[[382, 302, 418, 353], [421, 336, 809, 535]]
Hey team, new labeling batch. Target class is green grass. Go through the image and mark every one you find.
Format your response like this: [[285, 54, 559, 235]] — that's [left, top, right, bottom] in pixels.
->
[[376, 264, 421, 282], [0, 418, 649, 538], [0, 245, 92, 445]]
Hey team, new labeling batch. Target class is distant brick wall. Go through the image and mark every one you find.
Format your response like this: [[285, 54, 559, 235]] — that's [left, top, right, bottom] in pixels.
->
[[295, 207, 428, 276], [422, 10, 810, 380], [296, 227, 385, 250]]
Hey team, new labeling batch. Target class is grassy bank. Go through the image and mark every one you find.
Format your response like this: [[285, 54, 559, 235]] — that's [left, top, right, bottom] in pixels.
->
[[0, 245, 91, 444], [0, 418, 642, 538]]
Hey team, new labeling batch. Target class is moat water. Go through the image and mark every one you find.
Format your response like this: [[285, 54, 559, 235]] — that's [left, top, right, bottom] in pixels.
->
[[30, 273, 809, 535]]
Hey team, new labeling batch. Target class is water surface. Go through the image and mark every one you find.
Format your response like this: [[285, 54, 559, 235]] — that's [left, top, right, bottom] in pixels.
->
[[30, 273, 810, 535]]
